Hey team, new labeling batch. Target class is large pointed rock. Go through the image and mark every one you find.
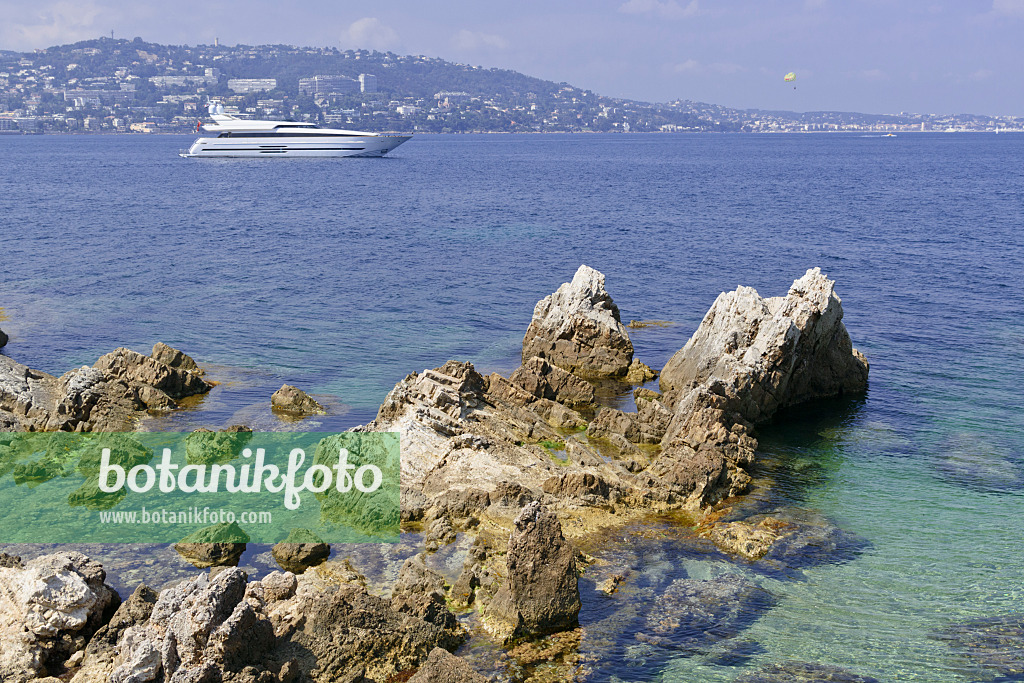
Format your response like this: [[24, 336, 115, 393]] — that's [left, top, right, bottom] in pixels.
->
[[486, 501, 581, 641], [522, 265, 634, 379], [660, 267, 868, 418]]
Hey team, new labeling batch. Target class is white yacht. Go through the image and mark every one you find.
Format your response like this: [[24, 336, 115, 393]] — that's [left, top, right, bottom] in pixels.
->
[[180, 103, 411, 158]]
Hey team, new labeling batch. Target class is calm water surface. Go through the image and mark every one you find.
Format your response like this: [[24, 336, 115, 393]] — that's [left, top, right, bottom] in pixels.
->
[[1, 132, 1023, 682]]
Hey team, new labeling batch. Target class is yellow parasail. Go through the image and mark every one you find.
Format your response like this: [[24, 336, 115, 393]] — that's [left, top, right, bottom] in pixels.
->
[[784, 72, 796, 82]]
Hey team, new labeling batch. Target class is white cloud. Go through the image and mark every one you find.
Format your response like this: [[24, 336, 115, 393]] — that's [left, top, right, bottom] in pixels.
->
[[619, 0, 699, 20], [992, 0, 1024, 16], [451, 30, 508, 51], [858, 69, 887, 81], [345, 17, 399, 50], [671, 59, 743, 75], [0, 1, 103, 51]]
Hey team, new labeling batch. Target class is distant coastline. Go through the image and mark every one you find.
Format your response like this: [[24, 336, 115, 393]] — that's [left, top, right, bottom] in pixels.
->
[[2, 37, 1021, 136]]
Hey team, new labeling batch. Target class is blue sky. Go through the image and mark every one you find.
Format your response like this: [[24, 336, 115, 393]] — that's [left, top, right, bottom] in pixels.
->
[[1, 0, 1021, 116]]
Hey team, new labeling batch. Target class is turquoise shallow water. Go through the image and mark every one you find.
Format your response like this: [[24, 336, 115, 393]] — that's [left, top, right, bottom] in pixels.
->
[[2, 132, 1023, 681]]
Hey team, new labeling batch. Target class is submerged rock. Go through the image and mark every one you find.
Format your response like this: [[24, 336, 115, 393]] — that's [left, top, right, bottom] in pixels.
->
[[733, 661, 881, 682], [522, 265, 634, 379], [272, 528, 330, 573], [271, 383, 326, 416], [0, 551, 119, 683], [637, 573, 775, 653], [486, 501, 581, 641], [934, 614, 1024, 681], [173, 521, 249, 568]]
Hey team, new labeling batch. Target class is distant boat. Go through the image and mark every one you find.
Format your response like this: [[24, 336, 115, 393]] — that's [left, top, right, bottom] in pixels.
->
[[180, 102, 411, 158], [884, 133, 897, 138]]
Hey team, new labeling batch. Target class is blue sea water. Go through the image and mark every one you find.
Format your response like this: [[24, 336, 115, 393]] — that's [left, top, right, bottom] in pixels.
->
[[1, 132, 1023, 681]]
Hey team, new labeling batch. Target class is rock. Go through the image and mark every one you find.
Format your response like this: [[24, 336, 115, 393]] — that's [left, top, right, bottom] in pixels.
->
[[934, 614, 1024, 682], [542, 471, 612, 502], [94, 346, 211, 400], [0, 327, 8, 348], [391, 554, 463, 638], [0, 552, 22, 568], [660, 268, 868, 415], [0, 551, 119, 682], [407, 647, 488, 683], [173, 521, 249, 568], [701, 519, 785, 561], [637, 574, 774, 653], [509, 356, 596, 408], [150, 342, 204, 375], [105, 568, 275, 683], [522, 265, 634, 379], [271, 528, 330, 573], [486, 501, 581, 641], [650, 270, 868, 508], [294, 581, 465, 681], [1, 356, 143, 431], [271, 384, 326, 416], [624, 359, 657, 384], [733, 661, 880, 682]]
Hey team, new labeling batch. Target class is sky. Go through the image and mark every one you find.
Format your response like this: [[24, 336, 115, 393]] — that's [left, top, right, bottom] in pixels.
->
[[1, 0, 1022, 116]]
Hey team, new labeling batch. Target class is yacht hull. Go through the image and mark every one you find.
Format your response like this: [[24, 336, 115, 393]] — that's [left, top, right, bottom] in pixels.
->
[[180, 134, 411, 158]]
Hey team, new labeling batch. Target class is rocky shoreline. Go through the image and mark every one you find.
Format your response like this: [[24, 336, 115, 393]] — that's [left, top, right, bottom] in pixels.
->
[[0, 266, 894, 682]]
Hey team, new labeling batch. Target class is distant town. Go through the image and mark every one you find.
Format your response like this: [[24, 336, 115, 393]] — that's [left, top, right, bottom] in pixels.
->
[[1, 38, 1022, 135]]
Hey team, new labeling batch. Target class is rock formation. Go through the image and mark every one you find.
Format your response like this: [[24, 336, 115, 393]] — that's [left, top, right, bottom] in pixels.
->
[[522, 265, 634, 378], [0, 327, 8, 349], [173, 521, 249, 568], [0, 343, 210, 431], [486, 501, 581, 641], [646, 268, 869, 506], [271, 528, 331, 574], [0, 552, 119, 682], [407, 647, 489, 683], [271, 384, 326, 416], [70, 560, 469, 683]]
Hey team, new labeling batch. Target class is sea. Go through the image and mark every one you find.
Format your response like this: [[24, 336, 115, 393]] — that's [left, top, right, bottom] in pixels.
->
[[1, 132, 1023, 682]]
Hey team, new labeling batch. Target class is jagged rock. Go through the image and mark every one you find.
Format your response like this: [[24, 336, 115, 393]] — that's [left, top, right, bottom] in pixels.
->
[[391, 554, 463, 638], [0, 552, 119, 683], [486, 502, 581, 641], [0, 552, 22, 568], [150, 342, 204, 375], [509, 356, 596, 408], [271, 384, 326, 416], [522, 265, 634, 379], [624, 359, 657, 384], [1, 356, 142, 431], [637, 574, 774, 653], [542, 471, 612, 502], [660, 268, 868, 416], [173, 521, 249, 568], [407, 647, 489, 683], [733, 661, 880, 682], [294, 581, 465, 681], [94, 347, 210, 400], [0, 327, 8, 348], [271, 529, 330, 573]]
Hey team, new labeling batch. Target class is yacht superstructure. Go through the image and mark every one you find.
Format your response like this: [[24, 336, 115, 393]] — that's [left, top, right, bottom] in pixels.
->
[[180, 103, 411, 158]]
